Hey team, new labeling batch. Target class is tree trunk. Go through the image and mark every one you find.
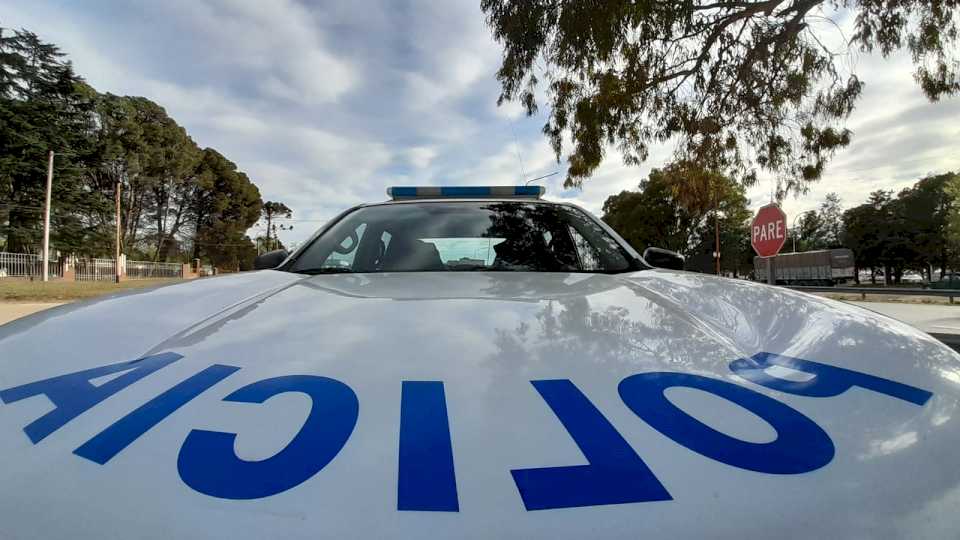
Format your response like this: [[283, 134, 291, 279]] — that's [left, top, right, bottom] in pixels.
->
[[127, 191, 145, 250], [8, 210, 38, 253]]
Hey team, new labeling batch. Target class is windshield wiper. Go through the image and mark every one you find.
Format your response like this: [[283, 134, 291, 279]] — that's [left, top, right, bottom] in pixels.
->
[[293, 267, 355, 275]]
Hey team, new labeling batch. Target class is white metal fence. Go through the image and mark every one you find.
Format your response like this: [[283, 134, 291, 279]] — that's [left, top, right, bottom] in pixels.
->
[[0, 252, 62, 279], [126, 260, 183, 280], [76, 258, 183, 281], [1, 252, 194, 281], [75, 258, 119, 281]]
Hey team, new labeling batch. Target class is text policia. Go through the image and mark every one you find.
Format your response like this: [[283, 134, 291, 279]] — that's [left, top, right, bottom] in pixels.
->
[[0, 351, 932, 511]]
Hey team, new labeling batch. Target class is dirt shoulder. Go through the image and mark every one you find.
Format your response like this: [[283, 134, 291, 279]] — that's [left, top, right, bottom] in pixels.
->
[[0, 302, 66, 325]]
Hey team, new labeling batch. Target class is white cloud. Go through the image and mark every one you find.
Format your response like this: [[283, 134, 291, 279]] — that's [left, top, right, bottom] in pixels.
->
[[406, 146, 438, 169], [208, 113, 269, 137], [492, 98, 526, 120], [4, 0, 958, 246], [161, 0, 357, 103], [749, 49, 960, 220], [259, 50, 355, 105]]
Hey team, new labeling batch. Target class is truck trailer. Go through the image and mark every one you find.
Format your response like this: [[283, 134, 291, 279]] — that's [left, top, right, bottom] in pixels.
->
[[754, 248, 855, 285]]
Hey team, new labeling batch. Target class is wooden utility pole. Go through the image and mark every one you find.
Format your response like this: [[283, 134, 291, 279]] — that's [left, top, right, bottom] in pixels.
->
[[115, 181, 121, 283], [714, 209, 720, 275], [42, 151, 53, 282], [713, 194, 721, 276]]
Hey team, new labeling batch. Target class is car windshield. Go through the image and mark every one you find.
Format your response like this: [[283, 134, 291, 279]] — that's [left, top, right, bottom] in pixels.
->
[[288, 201, 637, 274]]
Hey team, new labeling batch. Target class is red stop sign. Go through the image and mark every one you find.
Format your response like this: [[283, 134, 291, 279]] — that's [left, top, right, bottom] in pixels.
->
[[751, 204, 787, 257]]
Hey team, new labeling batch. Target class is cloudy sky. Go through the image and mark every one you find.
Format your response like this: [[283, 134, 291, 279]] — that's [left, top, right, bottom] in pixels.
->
[[4, 0, 959, 245]]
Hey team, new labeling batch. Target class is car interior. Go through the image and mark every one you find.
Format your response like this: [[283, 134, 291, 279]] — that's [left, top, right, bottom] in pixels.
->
[[287, 202, 633, 274]]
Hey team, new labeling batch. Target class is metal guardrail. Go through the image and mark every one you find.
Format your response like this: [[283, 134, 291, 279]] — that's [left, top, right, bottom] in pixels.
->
[[789, 285, 960, 303]]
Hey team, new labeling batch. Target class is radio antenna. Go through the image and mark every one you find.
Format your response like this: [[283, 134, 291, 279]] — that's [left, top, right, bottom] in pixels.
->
[[525, 171, 559, 185], [508, 119, 528, 180]]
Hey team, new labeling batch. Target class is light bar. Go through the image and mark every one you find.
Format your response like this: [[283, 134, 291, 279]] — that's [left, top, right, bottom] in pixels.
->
[[387, 185, 545, 200]]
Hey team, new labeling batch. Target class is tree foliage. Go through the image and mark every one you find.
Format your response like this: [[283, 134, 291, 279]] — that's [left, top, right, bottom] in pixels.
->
[[0, 25, 278, 269], [842, 173, 958, 283], [606, 168, 960, 280], [261, 201, 293, 244], [189, 149, 263, 269], [602, 177, 693, 255], [0, 27, 93, 253], [945, 174, 960, 247], [790, 191, 843, 251], [482, 1, 960, 192], [818, 192, 844, 246], [602, 162, 752, 274]]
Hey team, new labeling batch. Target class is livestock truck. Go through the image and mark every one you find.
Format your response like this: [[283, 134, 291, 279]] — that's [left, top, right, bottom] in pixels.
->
[[754, 248, 855, 285]]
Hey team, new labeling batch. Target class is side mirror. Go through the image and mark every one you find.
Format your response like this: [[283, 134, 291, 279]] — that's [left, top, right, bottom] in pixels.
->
[[642, 247, 684, 271], [254, 249, 289, 270]]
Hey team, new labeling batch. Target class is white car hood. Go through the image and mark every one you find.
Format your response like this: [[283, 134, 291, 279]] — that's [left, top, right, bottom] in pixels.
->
[[1, 270, 958, 539]]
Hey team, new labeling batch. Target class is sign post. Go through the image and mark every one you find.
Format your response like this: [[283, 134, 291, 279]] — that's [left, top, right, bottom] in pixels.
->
[[751, 204, 787, 285]]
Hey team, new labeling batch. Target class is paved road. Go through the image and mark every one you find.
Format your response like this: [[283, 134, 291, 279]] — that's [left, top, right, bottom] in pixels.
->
[[845, 301, 960, 334], [0, 303, 63, 326]]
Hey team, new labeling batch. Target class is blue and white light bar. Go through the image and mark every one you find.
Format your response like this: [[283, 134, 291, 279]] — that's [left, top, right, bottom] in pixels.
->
[[387, 185, 545, 200]]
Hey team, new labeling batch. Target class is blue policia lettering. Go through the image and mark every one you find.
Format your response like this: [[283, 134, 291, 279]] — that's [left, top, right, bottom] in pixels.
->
[[74, 364, 240, 464], [729, 352, 933, 406], [618, 372, 835, 474], [510, 379, 672, 511], [398, 381, 459, 512], [177, 375, 359, 500], [0, 352, 182, 443]]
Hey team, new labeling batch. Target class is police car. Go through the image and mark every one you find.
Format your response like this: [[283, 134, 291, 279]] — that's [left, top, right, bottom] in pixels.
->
[[1, 186, 957, 539]]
